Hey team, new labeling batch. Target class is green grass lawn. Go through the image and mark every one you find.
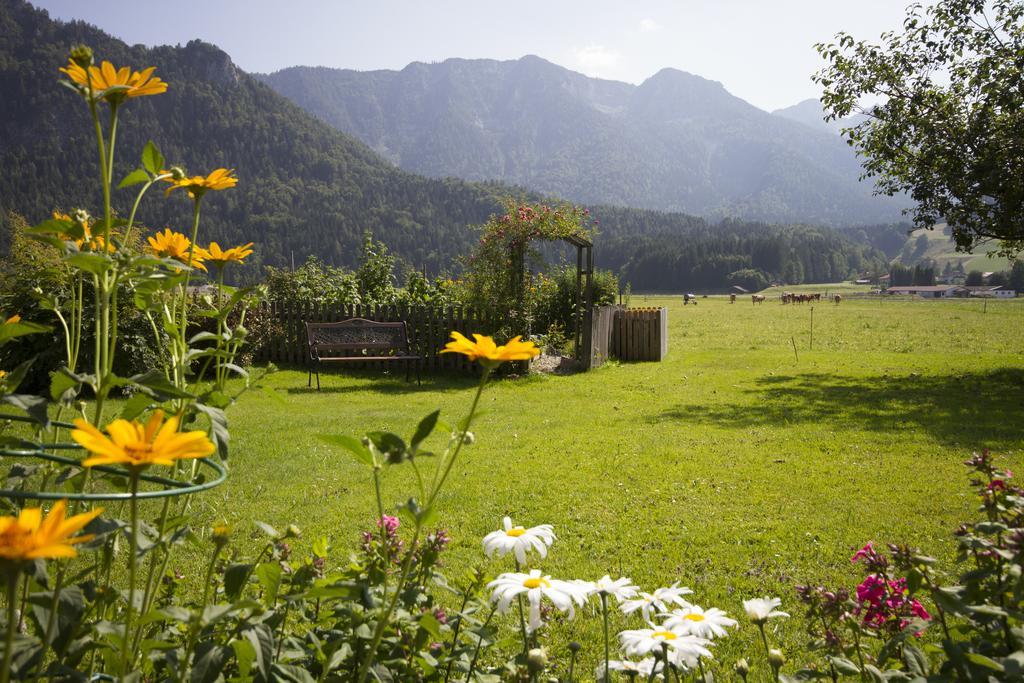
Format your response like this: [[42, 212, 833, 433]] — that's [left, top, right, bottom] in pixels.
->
[[180, 293, 1023, 675]]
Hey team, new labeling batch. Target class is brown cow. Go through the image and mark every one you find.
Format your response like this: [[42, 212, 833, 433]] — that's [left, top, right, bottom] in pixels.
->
[[751, 294, 765, 304], [729, 293, 736, 303], [834, 294, 842, 304]]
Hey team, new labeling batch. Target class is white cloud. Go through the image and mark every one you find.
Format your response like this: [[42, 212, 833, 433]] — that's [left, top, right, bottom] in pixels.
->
[[571, 44, 624, 78], [639, 18, 661, 33]]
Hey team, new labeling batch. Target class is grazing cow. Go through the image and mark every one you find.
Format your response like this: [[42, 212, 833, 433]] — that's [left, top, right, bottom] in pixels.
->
[[834, 294, 842, 304], [751, 294, 765, 304], [683, 293, 698, 306], [729, 293, 736, 303], [781, 293, 792, 304]]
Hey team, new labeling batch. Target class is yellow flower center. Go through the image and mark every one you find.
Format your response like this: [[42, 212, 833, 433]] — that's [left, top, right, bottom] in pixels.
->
[[125, 444, 154, 458], [506, 527, 527, 537], [523, 576, 551, 589], [685, 614, 705, 622], [652, 630, 678, 641]]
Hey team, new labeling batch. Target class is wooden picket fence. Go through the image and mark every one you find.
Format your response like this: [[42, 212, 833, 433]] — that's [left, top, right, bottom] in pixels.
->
[[611, 307, 668, 361], [253, 302, 507, 373]]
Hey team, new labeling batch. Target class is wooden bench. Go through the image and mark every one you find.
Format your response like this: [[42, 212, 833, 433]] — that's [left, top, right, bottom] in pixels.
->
[[304, 318, 421, 390]]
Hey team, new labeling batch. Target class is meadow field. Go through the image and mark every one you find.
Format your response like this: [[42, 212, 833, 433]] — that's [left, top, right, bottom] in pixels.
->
[[178, 292, 1024, 673]]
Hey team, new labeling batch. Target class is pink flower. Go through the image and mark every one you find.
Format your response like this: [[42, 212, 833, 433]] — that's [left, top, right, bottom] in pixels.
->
[[378, 515, 400, 535]]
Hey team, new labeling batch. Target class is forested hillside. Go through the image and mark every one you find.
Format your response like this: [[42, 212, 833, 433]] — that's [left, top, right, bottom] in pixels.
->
[[257, 59, 910, 226], [0, 0, 504, 277], [592, 210, 888, 291]]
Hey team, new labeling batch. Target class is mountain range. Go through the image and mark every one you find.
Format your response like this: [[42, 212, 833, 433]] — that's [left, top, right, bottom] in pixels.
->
[[771, 98, 869, 135], [256, 58, 909, 226], [0, 0, 890, 290]]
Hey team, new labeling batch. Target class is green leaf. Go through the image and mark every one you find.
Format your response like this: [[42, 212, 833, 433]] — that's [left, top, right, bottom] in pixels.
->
[[270, 664, 316, 683], [66, 252, 114, 276], [255, 562, 282, 607], [141, 140, 165, 175], [49, 368, 79, 402], [411, 409, 440, 452], [367, 430, 408, 464], [26, 217, 74, 236], [232, 637, 256, 679], [2, 394, 50, 428], [130, 370, 195, 401], [242, 623, 274, 681], [118, 168, 150, 189], [325, 642, 353, 672], [223, 563, 252, 602], [194, 402, 229, 459], [418, 611, 442, 640], [902, 644, 928, 677], [828, 656, 861, 676], [317, 434, 373, 466], [0, 319, 51, 345], [255, 521, 280, 539], [190, 642, 230, 683], [964, 652, 1004, 672], [863, 664, 886, 683], [120, 393, 153, 421]]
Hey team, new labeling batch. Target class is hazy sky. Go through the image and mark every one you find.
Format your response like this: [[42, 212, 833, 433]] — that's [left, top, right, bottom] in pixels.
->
[[35, 0, 913, 112]]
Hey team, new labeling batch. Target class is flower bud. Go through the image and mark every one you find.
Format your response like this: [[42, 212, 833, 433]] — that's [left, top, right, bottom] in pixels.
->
[[69, 45, 93, 69], [169, 166, 187, 181], [526, 647, 547, 673], [72, 208, 91, 226], [211, 523, 231, 548], [568, 641, 581, 654], [768, 648, 786, 670], [284, 524, 302, 539], [734, 658, 750, 678]]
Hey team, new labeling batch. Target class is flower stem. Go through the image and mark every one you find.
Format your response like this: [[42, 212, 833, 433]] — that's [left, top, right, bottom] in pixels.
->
[[601, 593, 611, 683], [514, 558, 529, 656], [2, 572, 17, 683], [123, 471, 140, 673], [354, 525, 422, 683], [30, 565, 65, 683], [356, 364, 490, 683], [464, 604, 497, 682]]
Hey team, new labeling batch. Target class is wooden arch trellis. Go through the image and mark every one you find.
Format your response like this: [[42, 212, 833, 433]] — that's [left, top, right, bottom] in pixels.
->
[[469, 200, 597, 365], [564, 233, 594, 363]]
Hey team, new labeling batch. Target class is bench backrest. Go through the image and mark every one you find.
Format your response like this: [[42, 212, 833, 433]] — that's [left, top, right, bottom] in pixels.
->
[[305, 318, 410, 356]]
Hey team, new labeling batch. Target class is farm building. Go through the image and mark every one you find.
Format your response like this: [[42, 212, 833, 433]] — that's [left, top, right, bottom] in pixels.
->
[[885, 285, 958, 298], [955, 286, 1015, 298]]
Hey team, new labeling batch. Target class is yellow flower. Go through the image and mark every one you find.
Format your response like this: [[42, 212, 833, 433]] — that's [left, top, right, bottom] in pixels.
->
[[60, 59, 167, 101], [71, 410, 216, 469], [51, 210, 115, 252], [162, 168, 238, 199], [4, 315, 20, 325], [202, 241, 254, 268], [0, 370, 7, 381], [147, 229, 207, 271], [0, 500, 103, 561], [440, 332, 539, 366]]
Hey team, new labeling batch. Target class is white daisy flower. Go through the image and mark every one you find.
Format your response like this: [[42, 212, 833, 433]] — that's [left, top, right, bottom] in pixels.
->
[[592, 575, 640, 602], [482, 516, 555, 565], [596, 658, 663, 679], [663, 605, 738, 639], [621, 583, 693, 623], [488, 569, 589, 632], [619, 624, 712, 663], [742, 597, 789, 625]]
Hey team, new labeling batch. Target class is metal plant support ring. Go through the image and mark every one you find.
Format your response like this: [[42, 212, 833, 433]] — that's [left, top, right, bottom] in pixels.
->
[[0, 415, 227, 502]]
